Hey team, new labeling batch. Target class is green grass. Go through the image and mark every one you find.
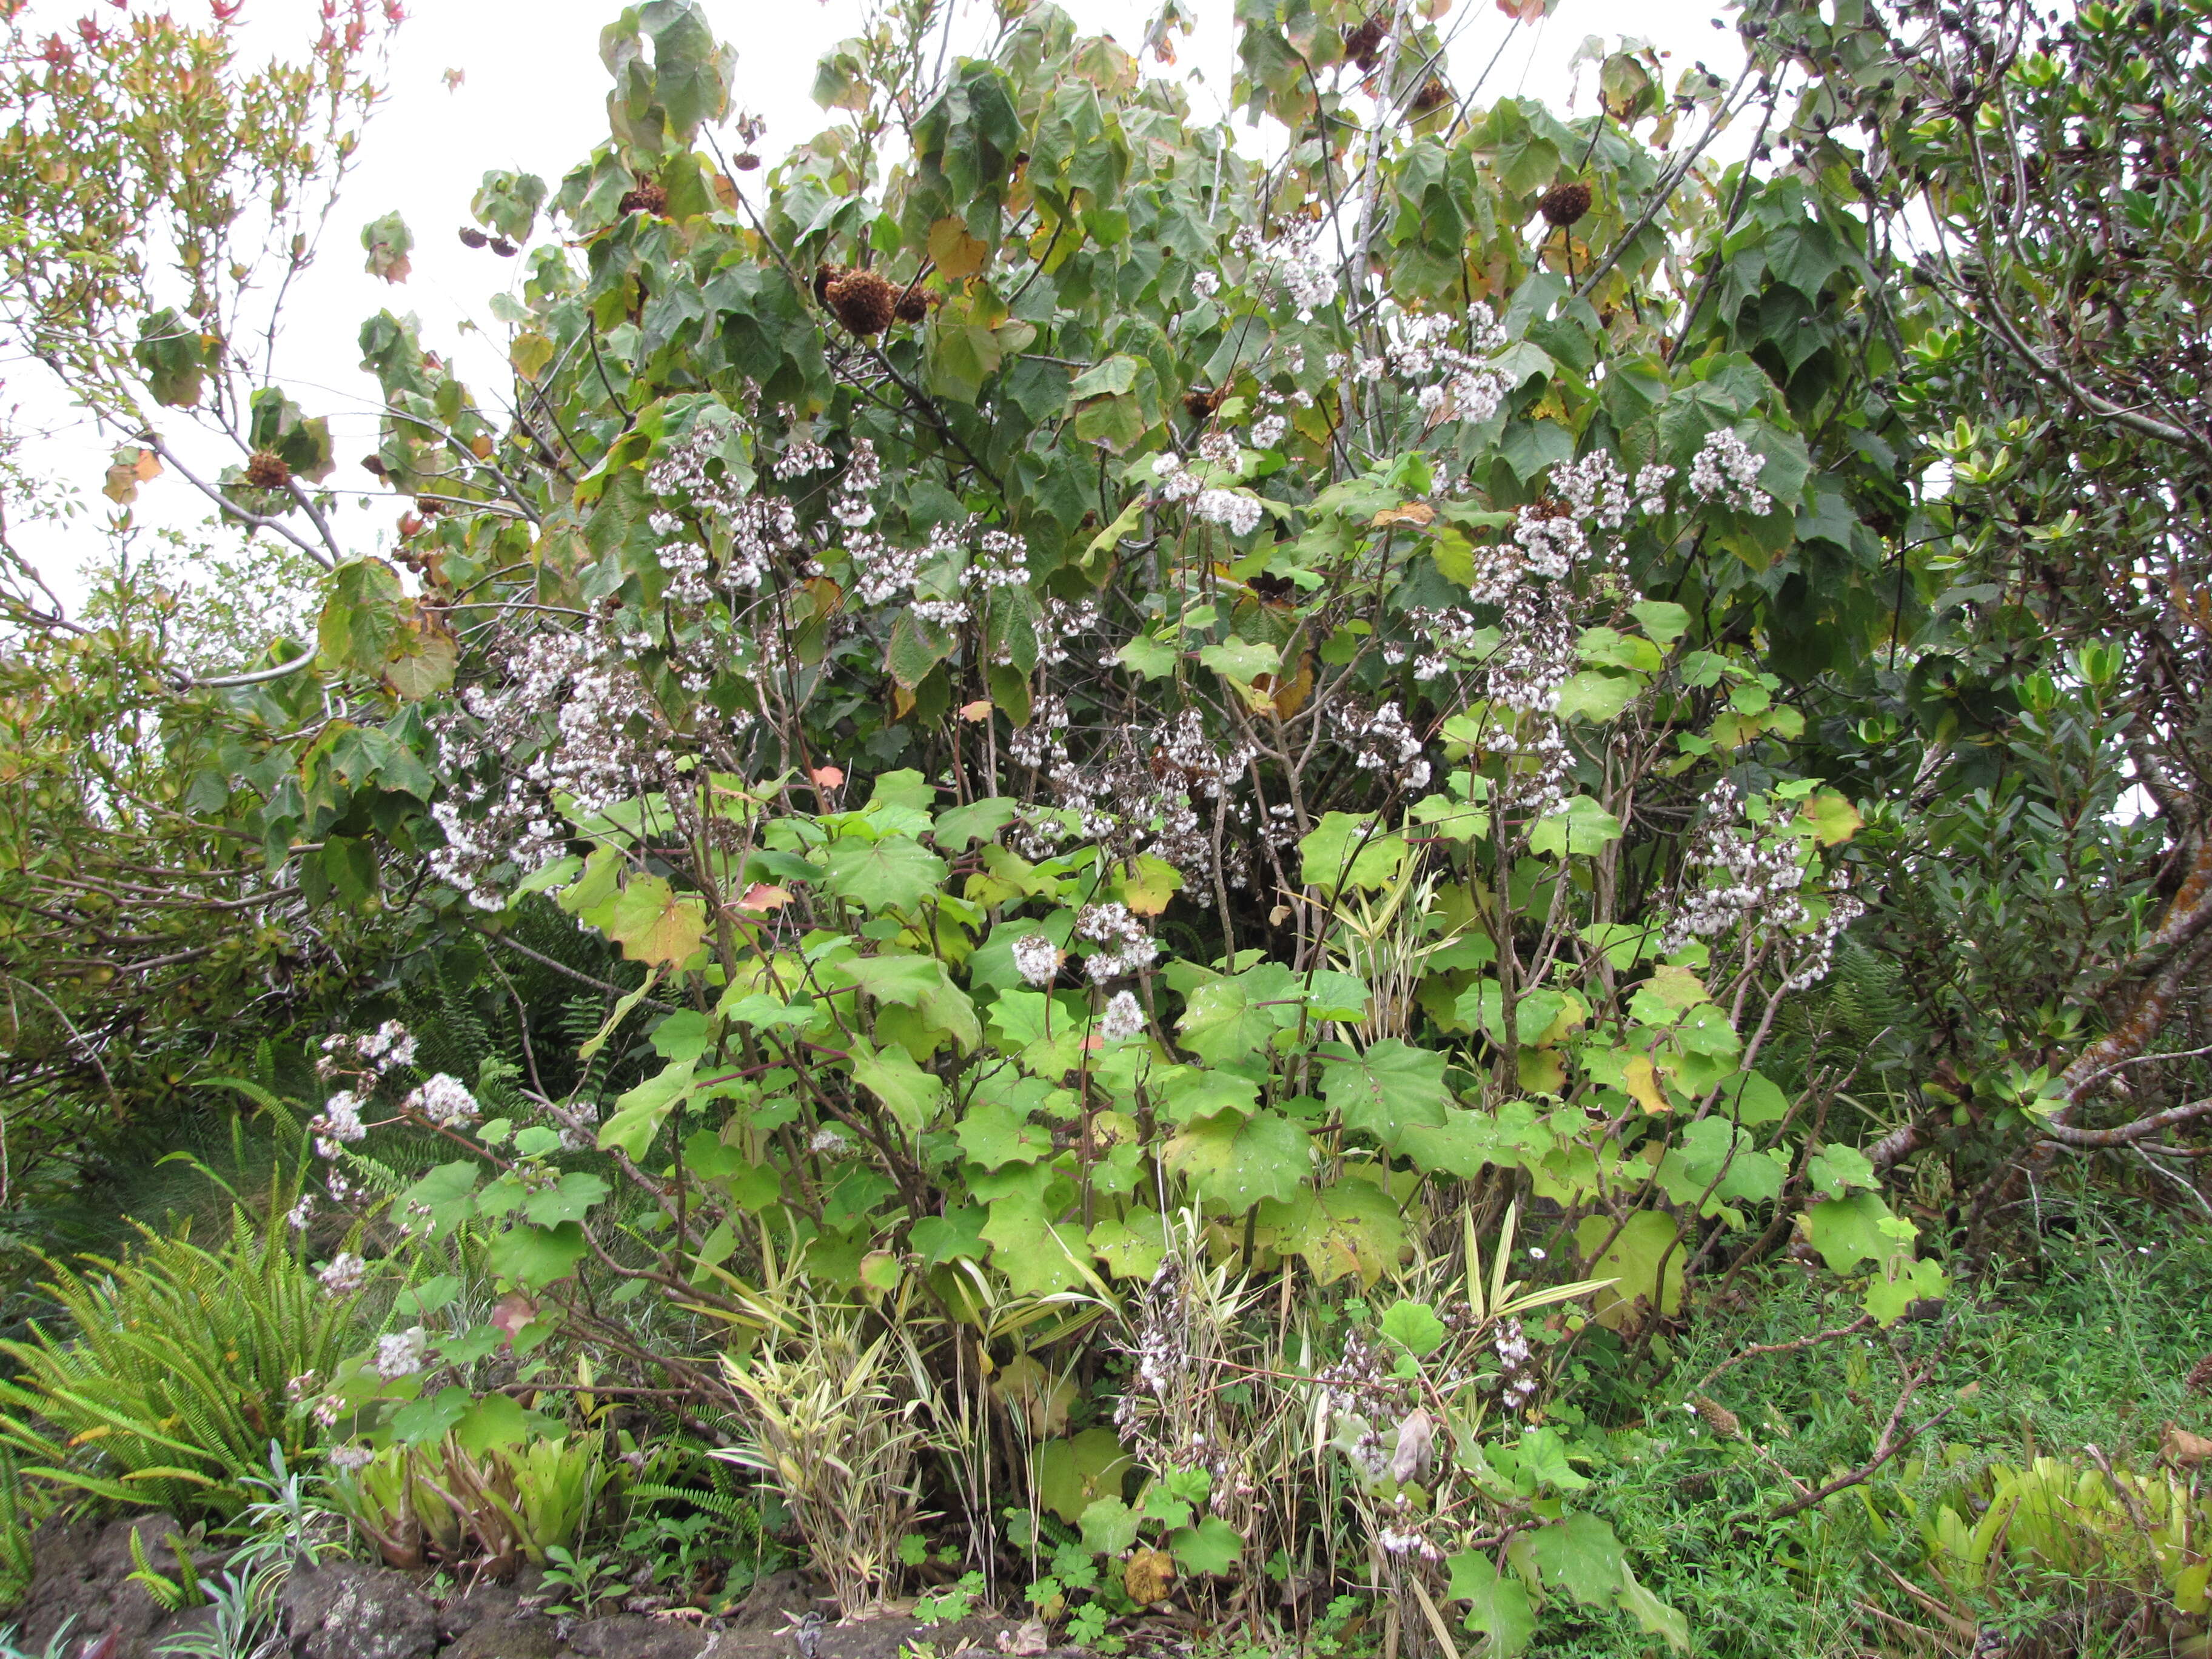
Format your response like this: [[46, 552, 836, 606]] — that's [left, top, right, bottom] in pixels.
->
[[1543, 1195, 2212, 1658]]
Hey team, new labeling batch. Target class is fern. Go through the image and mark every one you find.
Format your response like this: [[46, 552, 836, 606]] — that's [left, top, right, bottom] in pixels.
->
[[0, 1450, 31, 1604], [0, 1171, 358, 1517], [626, 1482, 763, 1541]]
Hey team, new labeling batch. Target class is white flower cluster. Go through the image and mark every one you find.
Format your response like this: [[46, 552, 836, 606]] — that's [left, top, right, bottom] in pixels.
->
[[318, 1021, 417, 1080], [1512, 499, 1589, 578], [773, 436, 834, 478], [1152, 450, 1202, 504], [1399, 603, 1490, 680], [1687, 429, 1772, 514], [1378, 1524, 1443, 1561], [326, 1443, 376, 1473], [646, 417, 756, 601], [404, 1072, 479, 1127], [1662, 780, 1860, 984], [725, 495, 802, 591], [846, 531, 923, 606], [310, 1090, 367, 1159], [1099, 989, 1145, 1042], [1195, 489, 1264, 535], [1270, 240, 1340, 315], [1011, 932, 1061, 988], [1076, 902, 1160, 981], [1389, 303, 1510, 428], [1345, 702, 1430, 791], [1487, 583, 1579, 717], [1493, 1316, 1538, 1412], [1551, 450, 1631, 530], [964, 528, 1030, 594], [1249, 414, 1287, 449], [1191, 270, 1221, 298], [1036, 597, 1102, 668], [1196, 432, 1239, 468], [318, 1251, 367, 1296], [528, 658, 678, 822], [831, 437, 881, 528], [375, 1327, 428, 1380]]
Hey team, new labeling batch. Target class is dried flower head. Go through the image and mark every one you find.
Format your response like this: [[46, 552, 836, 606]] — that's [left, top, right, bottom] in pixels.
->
[[827, 269, 897, 335], [244, 451, 291, 490], [619, 179, 669, 217], [1539, 179, 1593, 227]]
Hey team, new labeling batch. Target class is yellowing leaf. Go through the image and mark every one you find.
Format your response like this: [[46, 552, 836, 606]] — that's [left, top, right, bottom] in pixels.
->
[[510, 331, 555, 380], [1118, 855, 1183, 916], [1623, 1054, 1669, 1114], [1801, 788, 1863, 846], [603, 874, 709, 967], [1370, 501, 1436, 528], [928, 215, 991, 280]]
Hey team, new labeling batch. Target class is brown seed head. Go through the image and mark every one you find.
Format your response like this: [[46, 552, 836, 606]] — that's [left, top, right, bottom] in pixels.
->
[[814, 262, 846, 307], [827, 268, 897, 336], [1411, 77, 1451, 113], [1183, 385, 1225, 421], [244, 451, 292, 490], [2187, 1352, 2212, 1395], [894, 283, 935, 324], [1540, 179, 1594, 227], [1692, 1395, 1741, 1439], [1342, 12, 1387, 72], [734, 151, 761, 172], [618, 180, 669, 218]]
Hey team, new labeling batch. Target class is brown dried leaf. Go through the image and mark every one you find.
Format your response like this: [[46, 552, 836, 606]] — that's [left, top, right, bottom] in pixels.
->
[[1370, 501, 1436, 528], [2163, 1421, 2212, 1467], [1124, 1547, 1176, 1605]]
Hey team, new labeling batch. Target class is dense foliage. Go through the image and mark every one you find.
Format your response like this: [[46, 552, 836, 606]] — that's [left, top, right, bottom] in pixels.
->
[[3, 0, 2211, 1653]]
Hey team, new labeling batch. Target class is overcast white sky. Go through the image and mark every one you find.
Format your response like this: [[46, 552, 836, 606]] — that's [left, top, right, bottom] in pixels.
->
[[5, 0, 1746, 613]]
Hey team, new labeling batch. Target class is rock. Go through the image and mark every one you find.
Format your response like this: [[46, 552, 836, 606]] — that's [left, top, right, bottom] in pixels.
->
[[279, 1561, 438, 1659], [16, 1512, 183, 1659], [723, 1570, 822, 1634], [441, 1612, 562, 1659], [435, 1574, 540, 1644], [556, 1614, 709, 1659]]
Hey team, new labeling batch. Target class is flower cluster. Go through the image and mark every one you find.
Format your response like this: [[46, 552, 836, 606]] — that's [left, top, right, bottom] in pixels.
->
[[1011, 932, 1061, 988], [1663, 780, 1861, 984], [1492, 1316, 1538, 1412], [646, 416, 757, 600], [375, 1327, 428, 1379], [309, 1091, 367, 1159], [1076, 901, 1159, 981], [773, 435, 834, 478], [1152, 451, 1202, 503], [1099, 988, 1145, 1042], [831, 437, 880, 528], [1193, 488, 1264, 535], [318, 1021, 417, 1080], [1687, 428, 1772, 514], [1345, 701, 1430, 791], [404, 1072, 478, 1127], [1386, 303, 1510, 428], [318, 1251, 367, 1296], [1269, 238, 1340, 315]]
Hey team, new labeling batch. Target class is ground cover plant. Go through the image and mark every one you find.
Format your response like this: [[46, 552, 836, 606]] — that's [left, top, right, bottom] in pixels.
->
[[2, 0, 2210, 1653]]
